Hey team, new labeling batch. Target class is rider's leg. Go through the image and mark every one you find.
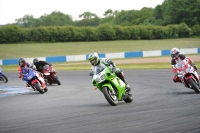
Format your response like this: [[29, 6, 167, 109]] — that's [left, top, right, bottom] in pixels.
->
[[115, 70, 131, 91]]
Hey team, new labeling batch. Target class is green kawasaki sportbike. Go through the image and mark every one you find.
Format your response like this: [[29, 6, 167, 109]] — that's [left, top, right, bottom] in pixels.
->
[[92, 64, 133, 106]]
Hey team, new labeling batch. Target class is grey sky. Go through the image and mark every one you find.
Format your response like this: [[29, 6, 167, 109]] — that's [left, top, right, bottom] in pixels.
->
[[0, 0, 164, 25]]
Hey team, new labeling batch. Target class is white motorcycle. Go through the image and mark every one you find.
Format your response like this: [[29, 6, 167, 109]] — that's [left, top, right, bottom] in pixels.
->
[[175, 60, 200, 93]]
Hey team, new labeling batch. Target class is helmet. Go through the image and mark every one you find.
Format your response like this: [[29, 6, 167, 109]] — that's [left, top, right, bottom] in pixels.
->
[[18, 57, 26, 67], [33, 58, 39, 65], [88, 52, 99, 66], [170, 48, 180, 59]]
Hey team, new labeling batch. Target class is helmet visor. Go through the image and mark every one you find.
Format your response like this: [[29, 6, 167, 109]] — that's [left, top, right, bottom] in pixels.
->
[[171, 53, 179, 58], [19, 61, 24, 66], [171, 54, 175, 58], [90, 58, 96, 65]]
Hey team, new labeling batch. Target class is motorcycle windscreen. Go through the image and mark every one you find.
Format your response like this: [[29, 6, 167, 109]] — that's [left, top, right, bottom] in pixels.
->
[[94, 64, 106, 75]]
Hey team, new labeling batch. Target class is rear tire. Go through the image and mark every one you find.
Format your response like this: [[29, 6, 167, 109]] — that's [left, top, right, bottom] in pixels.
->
[[124, 93, 133, 103], [33, 82, 44, 94], [188, 78, 200, 94], [102, 87, 118, 106], [52, 75, 61, 85]]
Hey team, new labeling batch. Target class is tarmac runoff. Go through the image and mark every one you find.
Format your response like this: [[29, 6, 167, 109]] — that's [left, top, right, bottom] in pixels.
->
[[0, 86, 30, 98]]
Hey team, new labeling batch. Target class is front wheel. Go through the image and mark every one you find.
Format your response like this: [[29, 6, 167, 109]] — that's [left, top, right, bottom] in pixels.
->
[[52, 75, 61, 85], [188, 78, 200, 94], [33, 82, 44, 94], [102, 87, 118, 106], [44, 87, 48, 92], [0, 74, 8, 83]]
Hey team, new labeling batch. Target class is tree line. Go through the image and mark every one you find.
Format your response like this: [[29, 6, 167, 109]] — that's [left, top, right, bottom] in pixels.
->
[[0, 0, 200, 43], [12, 0, 200, 28]]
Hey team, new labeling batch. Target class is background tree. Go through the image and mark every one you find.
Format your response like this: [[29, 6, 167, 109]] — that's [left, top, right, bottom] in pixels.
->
[[15, 15, 35, 27], [162, 0, 200, 27], [79, 12, 97, 19], [74, 12, 100, 26], [100, 9, 118, 24], [113, 8, 153, 26], [39, 11, 73, 26]]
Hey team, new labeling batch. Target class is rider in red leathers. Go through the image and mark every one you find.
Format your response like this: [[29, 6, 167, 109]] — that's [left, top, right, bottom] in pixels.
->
[[18, 57, 46, 88], [170, 48, 199, 83]]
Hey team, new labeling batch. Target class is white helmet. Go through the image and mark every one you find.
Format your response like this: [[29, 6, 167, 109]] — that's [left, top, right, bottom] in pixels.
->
[[170, 48, 180, 59], [88, 52, 99, 66]]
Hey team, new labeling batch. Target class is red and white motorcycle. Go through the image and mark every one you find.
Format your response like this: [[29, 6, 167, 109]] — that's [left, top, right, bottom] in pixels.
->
[[175, 59, 200, 93], [42, 65, 61, 85]]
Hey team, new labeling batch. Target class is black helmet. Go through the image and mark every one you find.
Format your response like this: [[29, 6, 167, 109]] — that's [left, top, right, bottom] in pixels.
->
[[18, 57, 26, 67], [33, 58, 39, 65]]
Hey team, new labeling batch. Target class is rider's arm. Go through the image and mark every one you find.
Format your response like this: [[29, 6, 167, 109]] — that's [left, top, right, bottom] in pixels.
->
[[89, 66, 94, 76], [179, 54, 186, 60], [186, 57, 197, 70], [104, 58, 116, 68], [18, 67, 23, 79], [171, 59, 177, 73], [26, 62, 31, 68]]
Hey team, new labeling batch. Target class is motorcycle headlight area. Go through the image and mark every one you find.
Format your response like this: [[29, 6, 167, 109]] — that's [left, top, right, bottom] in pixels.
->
[[177, 71, 184, 77], [95, 74, 105, 82], [27, 75, 33, 80]]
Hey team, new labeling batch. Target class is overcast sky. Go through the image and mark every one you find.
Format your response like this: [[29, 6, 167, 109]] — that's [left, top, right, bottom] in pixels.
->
[[0, 0, 164, 25]]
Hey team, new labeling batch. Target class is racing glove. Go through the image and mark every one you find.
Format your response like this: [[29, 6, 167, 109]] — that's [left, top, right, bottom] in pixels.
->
[[191, 63, 197, 71], [112, 67, 116, 73], [89, 71, 93, 76]]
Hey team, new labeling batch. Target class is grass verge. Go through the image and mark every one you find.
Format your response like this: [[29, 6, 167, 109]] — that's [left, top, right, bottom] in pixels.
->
[[1, 38, 200, 59]]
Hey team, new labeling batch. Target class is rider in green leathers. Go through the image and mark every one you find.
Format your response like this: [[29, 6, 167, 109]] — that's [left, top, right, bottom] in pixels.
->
[[88, 52, 131, 93]]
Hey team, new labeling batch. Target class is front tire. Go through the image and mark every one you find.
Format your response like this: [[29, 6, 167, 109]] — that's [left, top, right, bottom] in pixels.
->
[[33, 82, 44, 94], [188, 78, 200, 94], [52, 75, 61, 85], [0, 74, 8, 83], [102, 87, 118, 106], [44, 87, 48, 92]]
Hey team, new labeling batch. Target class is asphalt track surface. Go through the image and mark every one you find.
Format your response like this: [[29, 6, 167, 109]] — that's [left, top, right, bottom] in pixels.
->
[[0, 70, 200, 133]]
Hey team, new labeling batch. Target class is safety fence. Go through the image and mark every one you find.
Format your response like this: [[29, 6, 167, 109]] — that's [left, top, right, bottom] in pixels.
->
[[1, 48, 200, 65]]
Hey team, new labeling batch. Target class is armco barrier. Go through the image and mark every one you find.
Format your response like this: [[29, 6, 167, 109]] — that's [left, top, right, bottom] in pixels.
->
[[0, 48, 200, 65]]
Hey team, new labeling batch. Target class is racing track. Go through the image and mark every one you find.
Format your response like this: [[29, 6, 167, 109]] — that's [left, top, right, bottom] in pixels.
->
[[0, 70, 200, 133]]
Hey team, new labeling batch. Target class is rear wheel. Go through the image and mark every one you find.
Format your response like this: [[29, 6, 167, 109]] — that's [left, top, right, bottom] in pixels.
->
[[102, 87, 118, 106], [52, 75, 61, 85], [124, 92, 133, 103], [0, 74, 8, 83], [33, 82, 44, 94], [188, 78, 200, 94]]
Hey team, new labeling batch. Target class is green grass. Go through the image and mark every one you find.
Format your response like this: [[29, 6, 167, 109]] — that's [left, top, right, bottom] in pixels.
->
[[2, 62, 200, 71], [1, 38, 200, 70], [0, 38, 200, 59]]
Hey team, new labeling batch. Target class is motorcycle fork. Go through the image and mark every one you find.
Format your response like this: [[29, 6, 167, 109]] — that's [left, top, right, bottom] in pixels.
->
[[182, 78, 190, 88]]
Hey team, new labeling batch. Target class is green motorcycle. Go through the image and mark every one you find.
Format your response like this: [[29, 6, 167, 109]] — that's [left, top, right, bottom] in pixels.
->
[[92, 64, 133, 106]]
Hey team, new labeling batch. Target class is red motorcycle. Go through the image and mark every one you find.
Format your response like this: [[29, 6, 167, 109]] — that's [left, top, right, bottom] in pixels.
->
[[174, 60, 200, 93], [42, 64, 61, 85]]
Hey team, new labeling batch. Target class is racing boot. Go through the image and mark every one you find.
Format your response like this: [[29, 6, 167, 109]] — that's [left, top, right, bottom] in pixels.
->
[[26, 83, 30, 87], [122, 78, 132, 95]]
